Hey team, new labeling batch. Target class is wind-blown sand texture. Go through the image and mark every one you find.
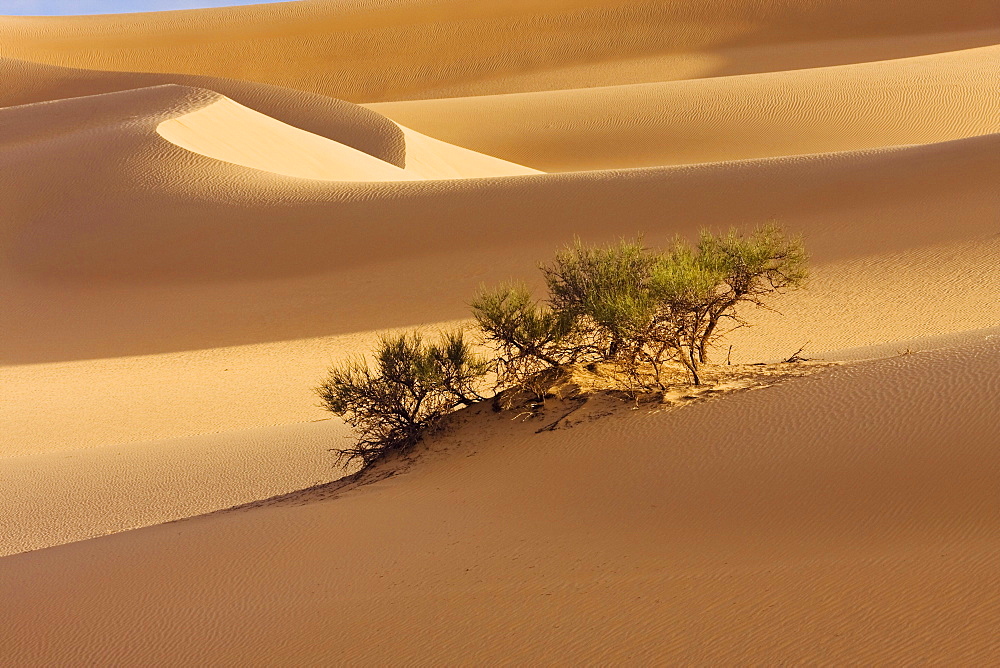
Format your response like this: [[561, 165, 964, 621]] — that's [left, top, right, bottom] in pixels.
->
[[1, 0, 998, 663]]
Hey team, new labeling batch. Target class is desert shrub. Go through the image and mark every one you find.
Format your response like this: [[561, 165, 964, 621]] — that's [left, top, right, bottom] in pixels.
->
[[318, 226, 807, 468], [476, 225, 807, 388], [542, 238, 658, 361], [317, 330, 489, 466], [470, 282, 581, 401], [692, 224, 809, 363], [642, 241, 728, 385], [473, 241, 666, 389], [536, 237, 662, 392]]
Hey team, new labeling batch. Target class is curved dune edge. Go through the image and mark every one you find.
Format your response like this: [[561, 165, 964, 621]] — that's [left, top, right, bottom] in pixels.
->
[[1, 338, 998, 663], [156, 93, 541, 181], [156, 94, 417, 182], [0, 56, 410, 166], [0, 420, 355, 558], [7, 94, 999, 286]]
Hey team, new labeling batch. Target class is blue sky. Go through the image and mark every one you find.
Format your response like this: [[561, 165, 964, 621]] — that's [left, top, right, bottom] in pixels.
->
[[1, 0, 284, 15]]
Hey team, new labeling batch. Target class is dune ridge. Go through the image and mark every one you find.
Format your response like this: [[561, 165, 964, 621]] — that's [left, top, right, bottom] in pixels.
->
[[1, 0, 998, 662], [4, 82, 996, 285], [370, 44, 1000, 170]]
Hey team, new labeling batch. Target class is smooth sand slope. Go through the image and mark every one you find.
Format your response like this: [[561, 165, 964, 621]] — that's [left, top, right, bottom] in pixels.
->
[[2, 339, 999, 664], [1, 0, 998, 662], [370, 44, 1000, 171]]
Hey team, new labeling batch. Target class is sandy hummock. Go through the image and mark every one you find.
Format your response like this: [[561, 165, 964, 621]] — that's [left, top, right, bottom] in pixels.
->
[[1, 0, 998, 663]]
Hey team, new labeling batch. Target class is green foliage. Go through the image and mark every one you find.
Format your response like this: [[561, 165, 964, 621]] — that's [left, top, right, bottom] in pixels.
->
[[470, 282, 580, 400], [316, 330, 489, 467], [471, 282, 574, 366], [543, 238, 658, 358], [478, 225, 807, 387], [690, 224, 809, 364]]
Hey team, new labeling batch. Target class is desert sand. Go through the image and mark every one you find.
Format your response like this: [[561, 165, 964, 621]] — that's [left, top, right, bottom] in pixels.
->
[[1, 0, 998, 663]]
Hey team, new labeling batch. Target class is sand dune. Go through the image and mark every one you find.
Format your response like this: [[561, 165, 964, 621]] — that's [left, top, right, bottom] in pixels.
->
[[370, 44, 1000, 171], [2, 0, 998, 662], [2, 338, 998, 663], [2, 1, 998, 101], [3, 84, 997, 360]]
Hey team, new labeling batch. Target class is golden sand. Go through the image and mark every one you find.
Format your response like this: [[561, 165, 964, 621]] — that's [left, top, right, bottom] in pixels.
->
[[1, 0, 998, 662]]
